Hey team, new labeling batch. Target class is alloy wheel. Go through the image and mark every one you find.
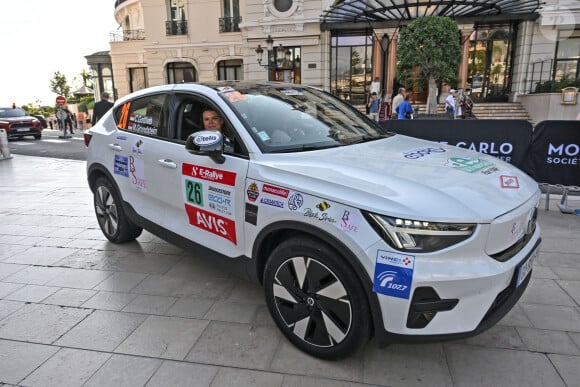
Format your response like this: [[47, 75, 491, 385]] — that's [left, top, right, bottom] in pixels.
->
[[95, 185, 119, 237]]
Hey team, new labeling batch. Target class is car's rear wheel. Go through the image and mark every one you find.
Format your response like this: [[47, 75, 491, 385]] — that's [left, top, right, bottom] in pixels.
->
[[94, 177, 142, 243], [34, 133, 41, 139], [263, 237, 371, 359]]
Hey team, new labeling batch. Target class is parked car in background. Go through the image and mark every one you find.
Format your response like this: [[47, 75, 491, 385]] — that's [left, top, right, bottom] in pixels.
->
[[85, 81, 541, 359], [0, 107, 42, 139]]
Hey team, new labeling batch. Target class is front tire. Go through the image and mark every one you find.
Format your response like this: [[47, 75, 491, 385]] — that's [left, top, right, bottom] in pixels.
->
[[263, 237, 371, 359], [94, 177, 142, 243]]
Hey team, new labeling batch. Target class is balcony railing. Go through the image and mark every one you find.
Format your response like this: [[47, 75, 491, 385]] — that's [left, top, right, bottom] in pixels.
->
[[219, 16, 242, 33], [110, 29, 146, 42], [166, 20, 188, 36]]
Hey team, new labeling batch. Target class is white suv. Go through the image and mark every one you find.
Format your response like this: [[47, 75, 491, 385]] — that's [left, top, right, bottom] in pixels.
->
[[86, 82, 541, 359]]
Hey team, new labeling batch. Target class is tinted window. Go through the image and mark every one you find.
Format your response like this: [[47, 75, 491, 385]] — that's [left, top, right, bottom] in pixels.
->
[[114, 93, 171, 138], [0, 108, 27, 118]]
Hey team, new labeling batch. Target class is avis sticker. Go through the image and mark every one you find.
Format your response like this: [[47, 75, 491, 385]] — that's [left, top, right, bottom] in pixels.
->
[[373, 250, 415, 299]]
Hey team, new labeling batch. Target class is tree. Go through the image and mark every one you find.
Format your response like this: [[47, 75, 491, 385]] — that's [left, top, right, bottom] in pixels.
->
[[49, 71, 71, 100], [396, 16, 462, 114]]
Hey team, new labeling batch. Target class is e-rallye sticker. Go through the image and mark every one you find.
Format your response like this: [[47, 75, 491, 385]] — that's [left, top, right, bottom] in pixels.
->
[[373, 250, 415, 299], [182, 163, 236, 186], [184, 204, 237, 245], [114, 154, 129, 177]]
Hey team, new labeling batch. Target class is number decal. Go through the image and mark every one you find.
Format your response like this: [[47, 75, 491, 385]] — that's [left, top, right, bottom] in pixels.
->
[[185, 179, 203, 206], [118, 102, 131, 129], [224, 91, 247, 103]]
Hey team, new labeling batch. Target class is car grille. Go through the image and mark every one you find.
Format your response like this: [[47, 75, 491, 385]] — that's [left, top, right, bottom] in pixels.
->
[[490, 230, 535, 262], [11, 121, 34, 129]]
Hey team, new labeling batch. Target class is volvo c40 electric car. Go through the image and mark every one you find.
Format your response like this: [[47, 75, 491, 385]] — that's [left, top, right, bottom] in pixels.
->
[[85, 82, 541, 359]]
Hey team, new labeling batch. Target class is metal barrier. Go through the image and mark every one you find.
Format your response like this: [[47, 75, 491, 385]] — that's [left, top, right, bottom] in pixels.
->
[[0, 128, 12, 160], [540, 183, 580, 213]]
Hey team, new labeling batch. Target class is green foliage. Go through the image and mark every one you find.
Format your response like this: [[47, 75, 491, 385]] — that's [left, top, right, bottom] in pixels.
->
[[77, 96, 95, 113], [533, 75, 580, 93], [49, 71, 71, 100], [396, 16, 462, 89]]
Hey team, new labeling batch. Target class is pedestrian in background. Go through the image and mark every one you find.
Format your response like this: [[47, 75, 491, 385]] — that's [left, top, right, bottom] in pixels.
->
[[396, 94, 414, 120], [92, 92, 114, 126], [391, 87, 406, 120], [445, 89, 457, 119], [367, 92, 380, 121]]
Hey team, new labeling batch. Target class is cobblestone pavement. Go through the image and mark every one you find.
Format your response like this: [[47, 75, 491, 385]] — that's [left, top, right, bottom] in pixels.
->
[[1, 155, 579, 387]]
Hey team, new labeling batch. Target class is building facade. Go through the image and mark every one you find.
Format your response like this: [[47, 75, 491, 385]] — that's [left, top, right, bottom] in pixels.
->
[[93, 0, 579, 118]]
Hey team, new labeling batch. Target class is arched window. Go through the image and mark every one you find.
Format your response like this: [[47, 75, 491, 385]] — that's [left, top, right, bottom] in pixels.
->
[[217, 60, 243, 80], [167, 62, 197, 83]]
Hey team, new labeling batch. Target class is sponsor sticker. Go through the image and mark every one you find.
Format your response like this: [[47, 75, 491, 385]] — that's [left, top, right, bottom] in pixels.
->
[[247, 182, 259, 202], [129, 156, 146, 191], [339, 210, 362, 233], [288, 193, 304, 211], [114, 154, 129, 177], [184, 204, 237, 244], [262, 184, 290, 198], [500, 175, 520, 189], [446, 157, 493, 173], [403, 147, 447, 159], [132, 139, 144, 155], [373, 250, 415, 299], [182, 163, 236, 186], [260, 197, 285, 209]]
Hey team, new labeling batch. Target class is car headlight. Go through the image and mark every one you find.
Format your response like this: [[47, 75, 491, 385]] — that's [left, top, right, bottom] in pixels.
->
[[363, 213, 476, 253]]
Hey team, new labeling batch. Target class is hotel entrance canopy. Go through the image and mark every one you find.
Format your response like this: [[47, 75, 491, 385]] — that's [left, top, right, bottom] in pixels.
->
[[321, 0, 542, 29]]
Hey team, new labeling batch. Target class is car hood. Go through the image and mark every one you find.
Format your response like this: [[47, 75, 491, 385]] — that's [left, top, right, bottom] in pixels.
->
[[1, 116, 36, 123], [249, 135, 539, 222]]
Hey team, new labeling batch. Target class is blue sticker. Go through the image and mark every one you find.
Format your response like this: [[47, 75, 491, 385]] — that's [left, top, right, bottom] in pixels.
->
[[373, 250, 415, 299], [114, 154, 129, 177]]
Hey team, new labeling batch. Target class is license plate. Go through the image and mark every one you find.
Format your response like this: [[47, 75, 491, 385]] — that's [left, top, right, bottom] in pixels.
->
[[16, 128, 29, 132], [516, 244, 540, 288]]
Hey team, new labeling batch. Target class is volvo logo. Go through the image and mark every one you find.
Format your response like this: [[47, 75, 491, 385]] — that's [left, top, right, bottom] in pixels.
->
[[525, 207, 538, 235]]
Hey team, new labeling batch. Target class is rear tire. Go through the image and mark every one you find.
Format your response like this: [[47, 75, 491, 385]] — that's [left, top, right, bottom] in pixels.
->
[[34, 133, 41, 139], [93, 177, 142, 243], [263, 236, 371, 359]]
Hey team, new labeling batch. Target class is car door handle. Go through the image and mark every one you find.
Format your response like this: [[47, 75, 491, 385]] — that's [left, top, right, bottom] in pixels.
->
[[108, 144, 123, 151], [158, 159, 177, 169]]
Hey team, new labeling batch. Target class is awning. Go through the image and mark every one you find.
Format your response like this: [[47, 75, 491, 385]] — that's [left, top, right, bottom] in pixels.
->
[[321, 0, 542, 28]]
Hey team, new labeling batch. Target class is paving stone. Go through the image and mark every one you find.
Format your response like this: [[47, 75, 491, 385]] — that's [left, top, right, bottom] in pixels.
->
[[165, 297, 215, 319], [282, 375, 382, 387], [130, 274, 186, 296], [251, 305, 277, 327], [458, 325, 527, 350], [122, 294, 178, 314], [445, 344, 566, 387], [497, 303, 533, 328], [225, 279, 266, 304], [4, 284, 60, 303], [520, 278, 577, 306], [93, 271, 148, 292], [42, 288, 97, 307], [0, 282, 24, 298], [45, 267, 113, 289], [116, 315, 209, 360], [4, 246, 78, 265], [0, 339, 59, 385], [81, 291, 138, 311], [0, 262, 25, 280], [3, 266, 68, 285], [55, 310, 147, 352], [557, 279, 580, 305], [517, 327, 580, 355], [187, 321, 281, 370], [83, 354, 161, 387], [21, 348, 111, 387], [0, 303, 92, 344], [146, 361, 218, 387], [271, 341, 363, 383], [552, 267, 580, 281], [521, 303, 580, 332], [0, 300, 24, 320], [548, 354, 580, 387], [204, 301, 261, 323], [211, 367, 284, 387]]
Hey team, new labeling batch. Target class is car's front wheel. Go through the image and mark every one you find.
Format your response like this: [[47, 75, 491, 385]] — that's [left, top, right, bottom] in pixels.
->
[[263, 237, 371, 359], [94, 177, 142, 243]]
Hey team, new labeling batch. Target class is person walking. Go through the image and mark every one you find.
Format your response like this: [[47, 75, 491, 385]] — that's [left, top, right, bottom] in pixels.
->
[[92, 92, 114, 126], [391, 87, 406, 120]]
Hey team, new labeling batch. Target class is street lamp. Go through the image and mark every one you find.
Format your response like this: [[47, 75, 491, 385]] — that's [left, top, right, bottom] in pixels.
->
[[255, 35, 275, 68]]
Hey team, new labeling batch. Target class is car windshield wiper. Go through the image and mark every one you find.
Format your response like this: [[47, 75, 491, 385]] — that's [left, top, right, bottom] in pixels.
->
[[269, 143, 343, 153], [346, 134, 387, 145]]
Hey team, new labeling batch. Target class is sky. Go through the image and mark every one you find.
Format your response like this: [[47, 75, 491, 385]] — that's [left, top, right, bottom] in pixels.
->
[[1, 1, 120, 107]]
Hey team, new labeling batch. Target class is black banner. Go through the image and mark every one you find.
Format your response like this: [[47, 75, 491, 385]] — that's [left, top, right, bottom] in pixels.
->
[[526, 121, 580, 186], [380, 120, 534, 173]]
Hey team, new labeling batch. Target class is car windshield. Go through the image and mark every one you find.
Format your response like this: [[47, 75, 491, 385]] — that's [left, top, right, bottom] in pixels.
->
[[218, 85, 391, 153], [0, 108, 27, 118]]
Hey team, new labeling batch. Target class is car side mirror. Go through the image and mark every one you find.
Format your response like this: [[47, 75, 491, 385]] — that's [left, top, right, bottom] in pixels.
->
[[185, 130, 225, 164]]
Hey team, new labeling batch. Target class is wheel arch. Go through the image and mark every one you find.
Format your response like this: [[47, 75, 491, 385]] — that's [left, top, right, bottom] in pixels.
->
[[251, 220, 384, 337], [87, 163, 119, 194]]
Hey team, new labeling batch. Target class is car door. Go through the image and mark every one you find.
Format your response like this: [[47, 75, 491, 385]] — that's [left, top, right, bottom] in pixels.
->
[[145, 92, 250, 258]]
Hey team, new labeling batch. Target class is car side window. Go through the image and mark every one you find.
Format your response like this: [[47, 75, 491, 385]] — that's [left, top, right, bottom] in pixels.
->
[[174, 93, 246, 156], [114, 93, 171, 138]]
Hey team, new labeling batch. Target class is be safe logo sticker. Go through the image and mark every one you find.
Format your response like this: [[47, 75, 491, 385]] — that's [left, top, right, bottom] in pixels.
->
[[373, 250, 415, 299], [340, 210, 362, 233]]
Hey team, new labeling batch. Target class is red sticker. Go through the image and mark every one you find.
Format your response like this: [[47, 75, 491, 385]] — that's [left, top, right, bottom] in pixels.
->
[[500, 175, 520, 189], [262, 184, 290, 198], [184, 204, 237, 244], [182, 163, 236, 186]]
